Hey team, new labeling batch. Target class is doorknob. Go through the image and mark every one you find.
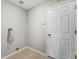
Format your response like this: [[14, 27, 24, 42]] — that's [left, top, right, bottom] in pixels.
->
[[48, 34, 51, 36]]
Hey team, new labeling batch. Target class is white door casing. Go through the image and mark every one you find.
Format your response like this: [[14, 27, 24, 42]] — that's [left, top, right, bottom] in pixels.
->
[[46, 1, 76, 59]]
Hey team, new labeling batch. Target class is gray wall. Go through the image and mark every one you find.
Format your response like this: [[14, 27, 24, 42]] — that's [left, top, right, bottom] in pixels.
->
[[1, 0, 28, 57], [27, 0, 64, 53]]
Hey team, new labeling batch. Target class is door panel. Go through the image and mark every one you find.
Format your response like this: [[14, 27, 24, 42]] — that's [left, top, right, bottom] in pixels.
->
[[46, 1, 75, 59], [50, 16, 57, 33], [48, 37, 58, 58], [60, 15, 70, 33], [60, 38, 71, 57]]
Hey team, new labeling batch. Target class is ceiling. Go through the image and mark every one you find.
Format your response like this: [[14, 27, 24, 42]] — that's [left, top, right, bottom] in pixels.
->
[[8, 0, 49, 10]]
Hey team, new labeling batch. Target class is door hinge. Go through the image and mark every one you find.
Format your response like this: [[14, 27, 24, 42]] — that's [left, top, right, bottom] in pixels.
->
[[75, 5, 77, 9], [75, 30, 77, 35]]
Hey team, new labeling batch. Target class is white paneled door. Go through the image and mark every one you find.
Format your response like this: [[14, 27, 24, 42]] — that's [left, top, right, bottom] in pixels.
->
[[46, 1, 76, 59]]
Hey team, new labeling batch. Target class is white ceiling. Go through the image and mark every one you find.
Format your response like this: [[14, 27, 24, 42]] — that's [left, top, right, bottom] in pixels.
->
[[8, 0, 49, 10]]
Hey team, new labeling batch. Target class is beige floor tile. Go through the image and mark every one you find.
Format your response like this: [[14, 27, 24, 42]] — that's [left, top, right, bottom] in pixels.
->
[[6, 48, 51, 59]]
